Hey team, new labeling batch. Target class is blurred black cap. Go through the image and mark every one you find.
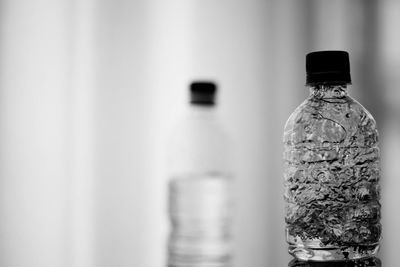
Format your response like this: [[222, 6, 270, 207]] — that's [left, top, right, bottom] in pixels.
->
[[306, 50, 351, 85], [190, 81, 217, 105]]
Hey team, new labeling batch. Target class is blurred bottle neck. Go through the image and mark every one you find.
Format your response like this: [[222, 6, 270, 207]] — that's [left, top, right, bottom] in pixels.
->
[[308, 84, 349, 99], [187, 104, 217, 120]]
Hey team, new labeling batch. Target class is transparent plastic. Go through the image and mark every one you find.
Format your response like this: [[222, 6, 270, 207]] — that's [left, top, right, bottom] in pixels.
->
[[283, 85, 381, 261], [167, 105, 233, 267]]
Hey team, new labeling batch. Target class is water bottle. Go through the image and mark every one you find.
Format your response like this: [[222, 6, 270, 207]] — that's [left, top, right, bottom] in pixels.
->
[[283, 51, 381, 261], [167, 81, 233, 267]]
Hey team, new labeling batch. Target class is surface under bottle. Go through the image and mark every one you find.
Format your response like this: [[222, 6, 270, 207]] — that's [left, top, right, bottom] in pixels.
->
[[283, 85, 381, 261]]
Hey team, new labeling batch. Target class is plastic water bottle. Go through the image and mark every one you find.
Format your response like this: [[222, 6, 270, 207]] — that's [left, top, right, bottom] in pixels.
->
[[283, 51, 381, 261], [167, 81, 233, 267]]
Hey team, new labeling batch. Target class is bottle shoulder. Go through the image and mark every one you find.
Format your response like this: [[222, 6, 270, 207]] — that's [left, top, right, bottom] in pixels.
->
[[169, 117, 229, 147], [283, 95, 379, 148], [167, 116, 231, 175]]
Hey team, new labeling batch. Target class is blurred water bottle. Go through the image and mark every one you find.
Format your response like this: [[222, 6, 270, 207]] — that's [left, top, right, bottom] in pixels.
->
[[283, 51, 381, 261], [167, 81, 234, 267]]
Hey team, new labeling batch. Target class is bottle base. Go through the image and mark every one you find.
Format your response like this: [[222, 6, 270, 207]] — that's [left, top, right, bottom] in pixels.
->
[[168, 252, 231, 267], [288, 257, 382, 267], [288, 244, 380, 261]]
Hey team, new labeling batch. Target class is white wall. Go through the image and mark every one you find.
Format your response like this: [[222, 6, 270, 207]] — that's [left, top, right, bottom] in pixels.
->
[[0, 0, 71, 266]]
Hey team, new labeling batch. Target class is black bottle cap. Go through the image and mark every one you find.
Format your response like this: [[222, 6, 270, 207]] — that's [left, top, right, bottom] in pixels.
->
[[306, 50, 351, 85], [190, 81, 217, 105]]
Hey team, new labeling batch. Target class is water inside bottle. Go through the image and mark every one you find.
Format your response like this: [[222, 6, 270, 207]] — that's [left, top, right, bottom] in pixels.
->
[[168, 173, 233, 267], [283, 86, 381, 261]]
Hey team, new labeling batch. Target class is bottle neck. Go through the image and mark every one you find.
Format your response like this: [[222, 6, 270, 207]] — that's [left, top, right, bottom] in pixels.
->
[[187, 103, 217, 120], [308, 84, 349, 99]]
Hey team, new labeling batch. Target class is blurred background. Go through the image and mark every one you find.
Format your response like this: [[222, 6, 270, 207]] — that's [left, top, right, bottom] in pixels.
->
[[0, 0, 399, 266]]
